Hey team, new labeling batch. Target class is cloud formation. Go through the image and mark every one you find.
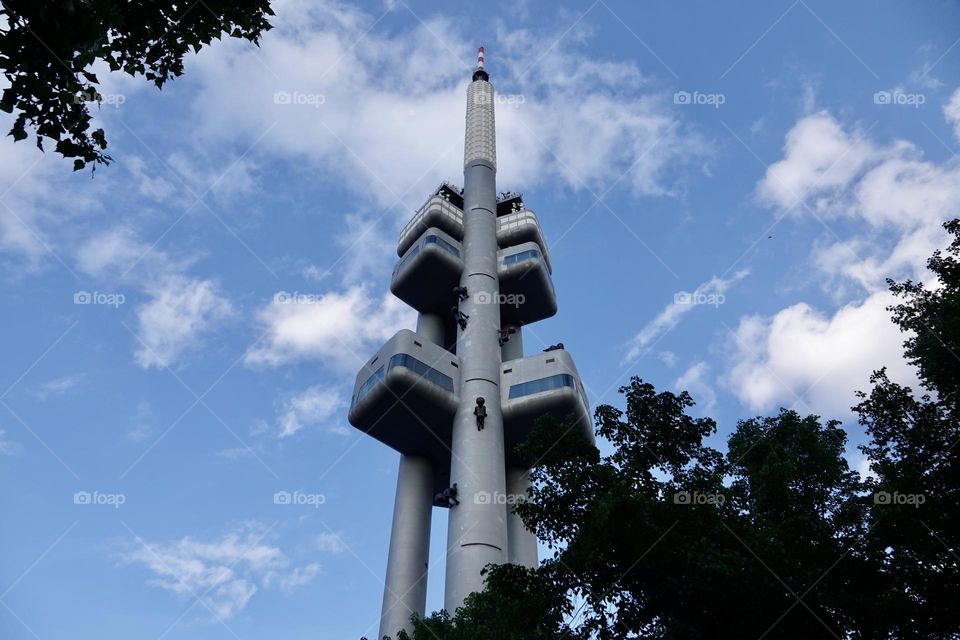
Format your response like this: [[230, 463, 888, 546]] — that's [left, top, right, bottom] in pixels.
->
[[120, 522, 318, 619], [624, 270, 748, 363], [246, 287, 413, 370], [726, 104, 960, 414]]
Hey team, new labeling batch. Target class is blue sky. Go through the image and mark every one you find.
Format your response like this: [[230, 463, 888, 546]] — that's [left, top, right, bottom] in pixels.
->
[[2, 0, 960, 637]]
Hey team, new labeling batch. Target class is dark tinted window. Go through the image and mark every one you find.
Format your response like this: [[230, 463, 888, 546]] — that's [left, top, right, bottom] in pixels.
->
[[508, 373, 575, 399]]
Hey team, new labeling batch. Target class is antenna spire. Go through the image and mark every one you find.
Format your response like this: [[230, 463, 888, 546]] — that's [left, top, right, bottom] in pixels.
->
[[472, 46, 489, 82]]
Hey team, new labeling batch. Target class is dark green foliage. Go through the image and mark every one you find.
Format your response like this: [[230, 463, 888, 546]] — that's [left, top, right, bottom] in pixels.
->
[[0, 0, 274, 169], [885, 218, 960, 403], [398, 564, 580, 640]]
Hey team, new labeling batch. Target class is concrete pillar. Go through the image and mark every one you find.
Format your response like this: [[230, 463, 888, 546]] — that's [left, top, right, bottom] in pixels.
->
[[379, 455, 433, 640], [445, 77, 508, 614], [417, 312, 445, 345], [505, 467, 538, 568], [500, 324, 523, 362]]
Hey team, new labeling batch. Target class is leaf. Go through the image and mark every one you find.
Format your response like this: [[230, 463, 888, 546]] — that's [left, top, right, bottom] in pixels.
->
[[10, 120, 27, 141]]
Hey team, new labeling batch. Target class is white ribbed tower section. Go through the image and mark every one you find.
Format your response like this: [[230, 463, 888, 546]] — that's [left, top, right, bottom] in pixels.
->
[[443, 50, 509, 614]]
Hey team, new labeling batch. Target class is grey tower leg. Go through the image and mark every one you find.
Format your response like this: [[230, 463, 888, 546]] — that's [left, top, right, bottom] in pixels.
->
[[505, 467, 538, 568], [379, 455, 433, 640], [416, 312, 445, 345], [500, 324, 523, 362]]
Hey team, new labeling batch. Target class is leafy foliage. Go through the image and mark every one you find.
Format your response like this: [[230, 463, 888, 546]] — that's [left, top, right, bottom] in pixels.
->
[[0, 0, 274, 169]]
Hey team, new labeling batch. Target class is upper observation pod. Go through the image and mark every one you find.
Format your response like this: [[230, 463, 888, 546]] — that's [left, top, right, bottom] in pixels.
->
[[465, 46, 496, 169]]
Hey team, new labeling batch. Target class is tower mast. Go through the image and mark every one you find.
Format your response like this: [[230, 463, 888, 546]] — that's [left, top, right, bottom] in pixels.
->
[[444, 45, 508, 612]]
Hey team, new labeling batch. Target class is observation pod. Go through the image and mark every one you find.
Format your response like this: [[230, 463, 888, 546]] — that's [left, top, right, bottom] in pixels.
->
[[391, 227, 464, 314], [397, 185, 464, 257], [496, 208, 552, 272], [500, 348, 593, 466], [497, 241, 557, 326], [348, 329, 460, 475]]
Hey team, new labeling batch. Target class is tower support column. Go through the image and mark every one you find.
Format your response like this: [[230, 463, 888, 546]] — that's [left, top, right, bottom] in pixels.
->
[[417, 312, 445, 345], [379, 455, 433, 640], [505, 467, 538, 568], [501, 324, 523, 361]]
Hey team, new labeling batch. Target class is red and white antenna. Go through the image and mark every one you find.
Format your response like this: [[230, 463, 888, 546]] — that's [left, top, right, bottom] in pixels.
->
[[472, 46, 489, 81]]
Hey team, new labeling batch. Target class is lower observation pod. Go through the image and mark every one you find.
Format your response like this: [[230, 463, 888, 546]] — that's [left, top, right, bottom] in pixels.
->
[[348, 329, 460, 487], [500, 348, 594, 466]]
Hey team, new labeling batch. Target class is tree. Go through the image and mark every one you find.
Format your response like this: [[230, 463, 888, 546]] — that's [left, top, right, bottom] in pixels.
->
[[0, 0, 274, 170], [854, 218, 960, 637]]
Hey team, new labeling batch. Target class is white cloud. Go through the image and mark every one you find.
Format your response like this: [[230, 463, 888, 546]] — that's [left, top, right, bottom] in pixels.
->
[[246, 286, 413, 370], [32, 374, 81, 399], [944, 87, 960, 143], [276, 386, 345, 438], [135, 276, 234, 369], [0, 429, 22, 456], [623, 270, 748, 363], [75, 227, 151, 278], [726, 292, 917, 416], [120, 522, 316, 619], [126, 401, 157, 442], [673, 361, 717, 415], [852, 453, 878, 482], [314, 531, 349, 554], [757, 111, 876, 213], [180, 2, 706, 211]]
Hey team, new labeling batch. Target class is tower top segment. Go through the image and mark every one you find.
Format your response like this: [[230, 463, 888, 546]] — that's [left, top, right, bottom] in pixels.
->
[[472, 46, 489, 82]]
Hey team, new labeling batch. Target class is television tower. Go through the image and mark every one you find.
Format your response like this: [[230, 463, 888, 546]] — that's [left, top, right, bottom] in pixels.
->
[[348, 47, 592, 639]]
